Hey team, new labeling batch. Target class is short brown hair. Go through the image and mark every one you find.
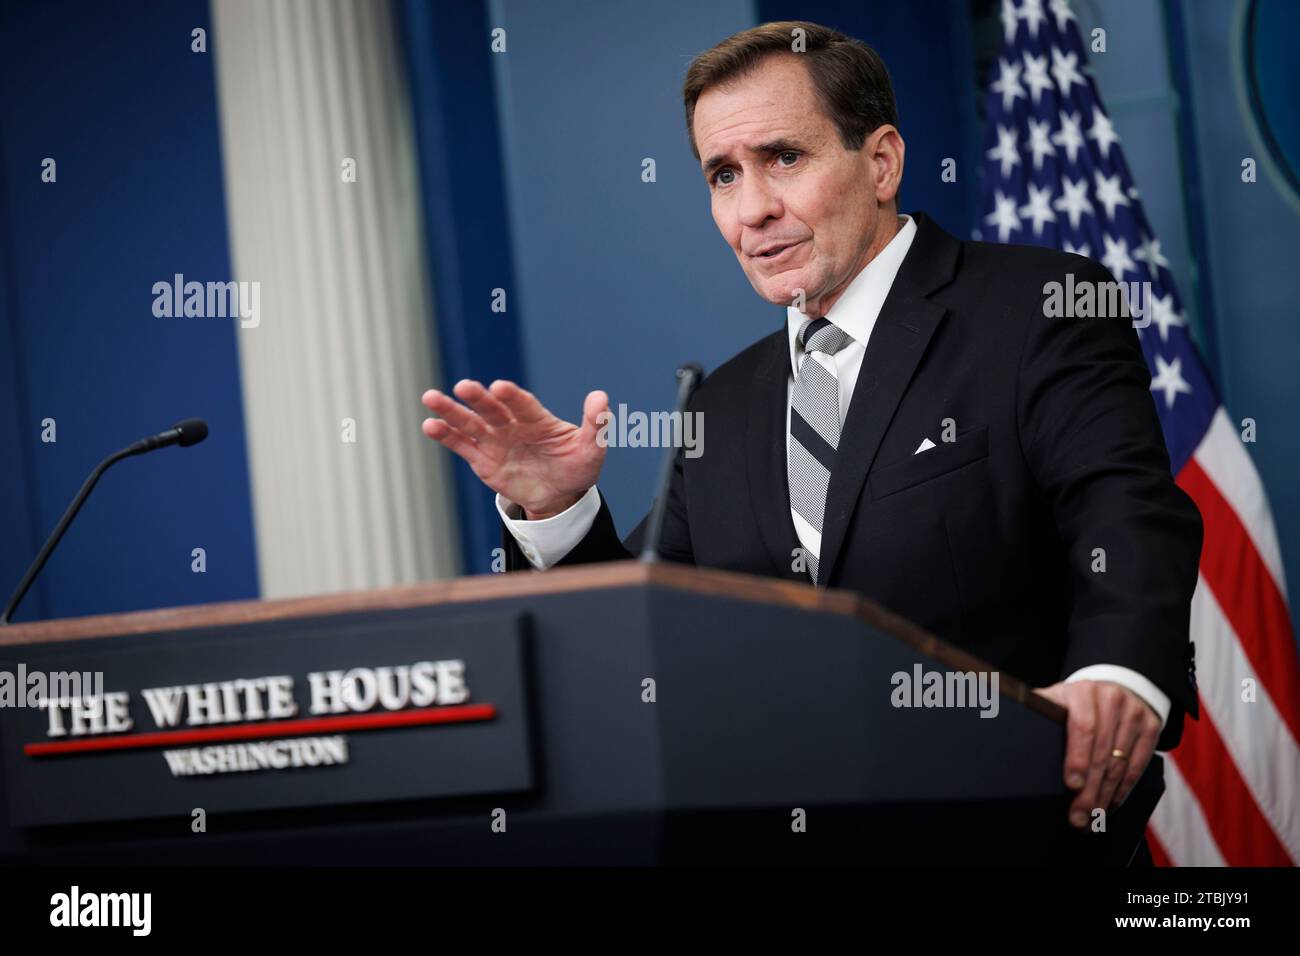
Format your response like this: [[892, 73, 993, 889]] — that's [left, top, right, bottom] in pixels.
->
[[682, 21, 899, 160]]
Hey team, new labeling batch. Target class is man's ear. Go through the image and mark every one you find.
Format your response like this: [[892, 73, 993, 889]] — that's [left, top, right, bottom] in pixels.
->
[[869, 125, 905, 207]]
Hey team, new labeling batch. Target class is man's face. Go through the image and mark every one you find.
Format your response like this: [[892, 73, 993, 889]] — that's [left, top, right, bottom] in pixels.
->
[[693, 54, 897, 317]]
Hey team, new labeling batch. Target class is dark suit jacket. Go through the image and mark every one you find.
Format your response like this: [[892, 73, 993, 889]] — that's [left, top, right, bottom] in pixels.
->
[[504, 212, 1202, 751]]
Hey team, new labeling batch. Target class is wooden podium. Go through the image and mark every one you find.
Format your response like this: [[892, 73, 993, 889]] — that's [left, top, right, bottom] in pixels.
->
[[0, 562, 1161, 865]]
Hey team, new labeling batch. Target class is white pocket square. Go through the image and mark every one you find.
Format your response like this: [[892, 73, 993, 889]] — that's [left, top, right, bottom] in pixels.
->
[[914, 438, 936, 455]]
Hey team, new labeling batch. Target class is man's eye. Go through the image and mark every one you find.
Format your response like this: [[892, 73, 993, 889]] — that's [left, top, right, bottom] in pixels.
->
[[714, 168, 735, 186], [778, 151, 799, 166]]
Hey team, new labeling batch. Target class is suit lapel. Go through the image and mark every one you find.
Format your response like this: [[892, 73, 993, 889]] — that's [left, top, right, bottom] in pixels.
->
[[744, 328, 806, 580], [816, 213, 961, 585]]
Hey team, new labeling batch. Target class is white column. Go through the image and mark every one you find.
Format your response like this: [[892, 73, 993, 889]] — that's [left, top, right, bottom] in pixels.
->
[[211, 0, 459, 597]]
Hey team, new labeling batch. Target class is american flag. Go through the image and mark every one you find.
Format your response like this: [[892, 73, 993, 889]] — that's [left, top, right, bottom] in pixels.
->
[[977, 0, 1300, 865]]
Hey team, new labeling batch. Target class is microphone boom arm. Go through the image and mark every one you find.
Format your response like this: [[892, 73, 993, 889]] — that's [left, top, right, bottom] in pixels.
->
[[1, 419, 207, 625], [640, 363, 704, 563]]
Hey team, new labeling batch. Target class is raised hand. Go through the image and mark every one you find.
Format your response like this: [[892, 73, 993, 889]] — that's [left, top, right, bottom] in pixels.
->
[[421, 380, 609, 519]]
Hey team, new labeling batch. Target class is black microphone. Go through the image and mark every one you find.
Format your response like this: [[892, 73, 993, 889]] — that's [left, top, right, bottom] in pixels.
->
[[640, 363, 704, 563], [126, 417, 209, 453], [0, 419, 210, 625]]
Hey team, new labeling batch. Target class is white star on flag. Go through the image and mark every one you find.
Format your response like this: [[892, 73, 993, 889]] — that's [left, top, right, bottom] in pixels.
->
[[1052, 110, 1085, 164], [1134, 235, 1170, 272], [984, 190, 1022, 242], [1018, 0, 1048, 38], [1049, 0, 1076, 31], [987, 125, 1022, 178], [1101, 234, 1136, 280], [1022, 52, 1054, 104], [1093, 169, 1131, 220], [1050, 46, 1086, 95], [1087, 109, 1120, 160], [992, 58, 1027, 112], [1001, 0, 1020, 44], [1053, 176, 1093, 229], [1019, 183, 1056, 236], [1149, 354, 1193, 408], [1026, 117, 1057, 169], [1149, 292, 1186, 343]]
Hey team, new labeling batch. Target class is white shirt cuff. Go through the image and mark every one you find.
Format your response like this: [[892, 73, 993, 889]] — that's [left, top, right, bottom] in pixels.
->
[[495, 486, 601, 570], [1064, 664, 1171, 730]]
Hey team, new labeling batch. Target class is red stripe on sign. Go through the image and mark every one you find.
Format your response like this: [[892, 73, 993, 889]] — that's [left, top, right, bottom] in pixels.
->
[[1171, 696, 1293, 865], [24, 703, 498, 757], [1178, 460, 1300, 745]]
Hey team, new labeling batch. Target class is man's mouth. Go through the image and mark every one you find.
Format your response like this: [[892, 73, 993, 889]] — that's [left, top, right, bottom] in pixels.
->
[[753, 240, 806, 262]]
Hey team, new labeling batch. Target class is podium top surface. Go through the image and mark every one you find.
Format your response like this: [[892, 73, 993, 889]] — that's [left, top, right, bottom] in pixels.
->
[[0, 561, 1064, 723], [0, 562, 856, 643]]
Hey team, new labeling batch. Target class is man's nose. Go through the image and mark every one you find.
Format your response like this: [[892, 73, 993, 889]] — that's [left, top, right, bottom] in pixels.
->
[[737, 174, 782, 228]]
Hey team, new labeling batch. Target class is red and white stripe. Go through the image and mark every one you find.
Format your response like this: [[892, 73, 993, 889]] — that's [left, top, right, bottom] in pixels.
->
[[1148, 408, 1300, 865]]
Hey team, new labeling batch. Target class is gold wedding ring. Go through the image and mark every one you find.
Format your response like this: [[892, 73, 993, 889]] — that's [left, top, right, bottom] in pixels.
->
[[1111, 748, 1128, 760]]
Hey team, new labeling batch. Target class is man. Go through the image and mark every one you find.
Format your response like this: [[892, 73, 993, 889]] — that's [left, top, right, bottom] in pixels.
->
[[421, 22, 1202, 839]]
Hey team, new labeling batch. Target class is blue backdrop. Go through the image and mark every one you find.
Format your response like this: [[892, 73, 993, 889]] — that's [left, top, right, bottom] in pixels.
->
[[0, 0, 258, 622]]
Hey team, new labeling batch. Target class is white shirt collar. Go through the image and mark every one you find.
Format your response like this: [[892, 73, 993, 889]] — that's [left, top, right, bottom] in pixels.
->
[[786, 214, 918, 376]]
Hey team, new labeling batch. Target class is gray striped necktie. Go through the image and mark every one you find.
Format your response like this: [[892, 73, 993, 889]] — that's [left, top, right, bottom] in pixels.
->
[[789, 317, 853, 584]]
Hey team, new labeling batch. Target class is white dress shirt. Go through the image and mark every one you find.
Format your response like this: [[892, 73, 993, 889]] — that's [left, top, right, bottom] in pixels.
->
[[496, 215, 1170, 728]]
